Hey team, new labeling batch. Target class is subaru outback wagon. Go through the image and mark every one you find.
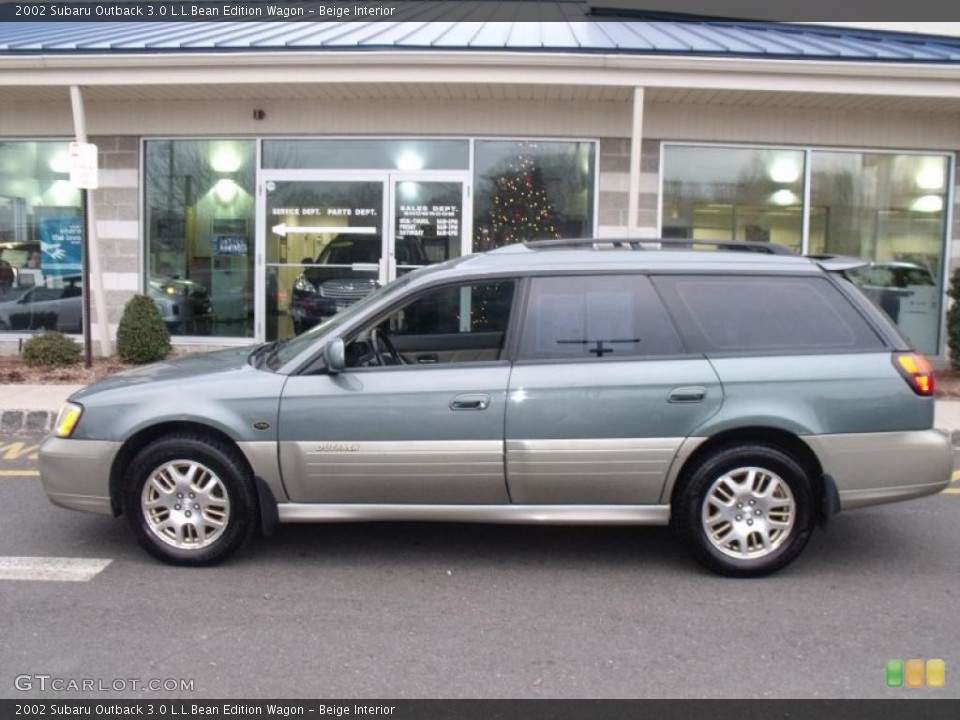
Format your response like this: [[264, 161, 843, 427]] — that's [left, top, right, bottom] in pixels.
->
[[39, 239, 952, 577]]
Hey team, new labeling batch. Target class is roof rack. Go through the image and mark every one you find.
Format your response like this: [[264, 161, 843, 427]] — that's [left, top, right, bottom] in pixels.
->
[[522, 238, 796, 256]]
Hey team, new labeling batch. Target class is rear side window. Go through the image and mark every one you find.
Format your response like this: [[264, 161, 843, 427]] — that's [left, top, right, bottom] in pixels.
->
[[652, 275, 884, 354], [518, 275, 684, 361]]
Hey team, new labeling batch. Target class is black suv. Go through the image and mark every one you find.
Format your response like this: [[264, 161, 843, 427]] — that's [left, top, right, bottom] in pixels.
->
[[290, 234, 427, 334]]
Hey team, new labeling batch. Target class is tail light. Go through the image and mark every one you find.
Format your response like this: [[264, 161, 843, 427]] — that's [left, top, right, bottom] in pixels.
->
[[892, 352, 935, 396]]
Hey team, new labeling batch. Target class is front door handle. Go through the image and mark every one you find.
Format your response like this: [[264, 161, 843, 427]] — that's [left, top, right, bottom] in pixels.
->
[[450, 393, 490, 411], [668, 386, 706, 403]]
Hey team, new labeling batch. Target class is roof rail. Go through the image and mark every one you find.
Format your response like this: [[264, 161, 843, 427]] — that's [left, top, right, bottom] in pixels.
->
[[522, 238, 796, 256]]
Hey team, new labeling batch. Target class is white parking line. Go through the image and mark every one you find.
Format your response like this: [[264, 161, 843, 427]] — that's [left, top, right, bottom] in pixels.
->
[[0, 557, 112, 582]]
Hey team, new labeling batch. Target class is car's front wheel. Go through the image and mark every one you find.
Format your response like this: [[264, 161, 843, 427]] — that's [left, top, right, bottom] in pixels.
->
[[673, 444, 815, 577], [122, 434, 257, 565]]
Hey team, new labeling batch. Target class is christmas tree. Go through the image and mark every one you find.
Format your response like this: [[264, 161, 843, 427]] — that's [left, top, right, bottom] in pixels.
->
[[482, 150, 561, 249]]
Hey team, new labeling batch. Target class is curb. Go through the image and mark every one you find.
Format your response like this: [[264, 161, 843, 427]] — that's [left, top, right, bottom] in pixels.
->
[[0, 410, 56, 434]]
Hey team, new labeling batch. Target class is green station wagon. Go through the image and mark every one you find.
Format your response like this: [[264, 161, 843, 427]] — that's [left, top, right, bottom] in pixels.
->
[[39, 239, 952, 576]]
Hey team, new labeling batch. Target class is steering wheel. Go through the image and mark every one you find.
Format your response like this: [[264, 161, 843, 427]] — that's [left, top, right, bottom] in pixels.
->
[[370, 327, 404, 366]]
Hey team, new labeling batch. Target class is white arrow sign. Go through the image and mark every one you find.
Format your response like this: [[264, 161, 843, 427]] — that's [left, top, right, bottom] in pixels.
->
[[272, 224, 377, 237]]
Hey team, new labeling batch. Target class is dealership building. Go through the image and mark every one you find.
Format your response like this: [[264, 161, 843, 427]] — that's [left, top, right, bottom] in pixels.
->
[[0, 16, 959, 359]]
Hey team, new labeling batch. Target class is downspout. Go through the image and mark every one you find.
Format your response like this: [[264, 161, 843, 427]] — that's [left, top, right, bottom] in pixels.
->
[[69, 85, 112, 357]]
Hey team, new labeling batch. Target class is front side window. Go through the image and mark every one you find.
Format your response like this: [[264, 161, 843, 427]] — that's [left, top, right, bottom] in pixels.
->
[[518, 275, 684, 361], [144, 139, 256, 338], [345, 280, 516, 368], [0, 141, 84, 334]]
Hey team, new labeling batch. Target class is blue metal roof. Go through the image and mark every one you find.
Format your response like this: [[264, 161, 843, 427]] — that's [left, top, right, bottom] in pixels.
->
[[1, 5, 960, 62]]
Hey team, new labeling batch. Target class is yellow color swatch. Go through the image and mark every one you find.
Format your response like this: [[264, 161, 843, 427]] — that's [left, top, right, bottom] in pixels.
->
[[926, 659, 945, 688], [905, 659, 925, 688]]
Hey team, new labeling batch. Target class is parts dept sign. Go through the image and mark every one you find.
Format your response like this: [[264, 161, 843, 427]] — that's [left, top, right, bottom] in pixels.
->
[[270, 206, 379, 238]]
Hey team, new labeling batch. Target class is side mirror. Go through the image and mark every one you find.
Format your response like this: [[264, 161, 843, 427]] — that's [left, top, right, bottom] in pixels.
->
[[323, 337, 346, 374]]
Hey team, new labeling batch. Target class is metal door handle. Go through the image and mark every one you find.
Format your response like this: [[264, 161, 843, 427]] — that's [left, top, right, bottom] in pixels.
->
[[450, 393, 490, 411], [667, 386, 706, 403]]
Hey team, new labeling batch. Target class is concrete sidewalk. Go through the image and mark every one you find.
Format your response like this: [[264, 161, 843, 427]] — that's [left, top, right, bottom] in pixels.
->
[[0, 385, 83, 433], [2, 382, 960, 438]]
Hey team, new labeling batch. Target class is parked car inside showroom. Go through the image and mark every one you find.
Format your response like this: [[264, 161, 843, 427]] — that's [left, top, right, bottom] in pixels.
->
[[0, 276, 82, 333], [290, 234, 427, 334], [39, 239, 951, 577], [148, 277, 212, 335]]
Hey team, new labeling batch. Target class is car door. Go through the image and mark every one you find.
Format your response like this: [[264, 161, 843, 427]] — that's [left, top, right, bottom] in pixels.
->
[[278, 278, 518, 505], [505, 274, 723, 505]]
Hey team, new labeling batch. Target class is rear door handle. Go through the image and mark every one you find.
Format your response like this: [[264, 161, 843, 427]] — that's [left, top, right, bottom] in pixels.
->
[[667, 386, 706, 403], [450, 393, 490, 411]]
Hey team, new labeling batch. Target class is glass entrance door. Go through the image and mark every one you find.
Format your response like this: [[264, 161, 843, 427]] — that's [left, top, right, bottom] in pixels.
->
[[259, 173, 468, 341], [391, 177, 468, 278]]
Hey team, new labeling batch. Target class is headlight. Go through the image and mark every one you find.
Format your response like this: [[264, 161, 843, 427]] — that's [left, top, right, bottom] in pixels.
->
[[54, 402, 83, 438]]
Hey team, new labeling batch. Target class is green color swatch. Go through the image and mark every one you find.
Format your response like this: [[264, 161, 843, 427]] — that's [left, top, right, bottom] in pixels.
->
[[886, 660, 904, 688]]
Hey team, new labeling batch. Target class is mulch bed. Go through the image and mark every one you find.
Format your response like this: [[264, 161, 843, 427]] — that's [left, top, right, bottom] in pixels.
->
[[0, 356, 134, 385]]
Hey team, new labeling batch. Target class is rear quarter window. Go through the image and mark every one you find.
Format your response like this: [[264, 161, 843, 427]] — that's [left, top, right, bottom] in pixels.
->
[[652, 275, 885, 354]]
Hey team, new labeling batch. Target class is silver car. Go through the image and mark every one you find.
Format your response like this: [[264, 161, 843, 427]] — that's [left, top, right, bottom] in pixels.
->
[[40, 239, 952, 577]]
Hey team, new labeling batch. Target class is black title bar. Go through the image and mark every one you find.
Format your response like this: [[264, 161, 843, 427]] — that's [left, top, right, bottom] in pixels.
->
[[2, 699, 960, 719], [3, 1, 960, 24]]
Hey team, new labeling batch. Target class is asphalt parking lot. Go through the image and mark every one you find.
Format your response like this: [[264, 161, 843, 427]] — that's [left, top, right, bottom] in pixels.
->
[[1, 431, 958, 700]]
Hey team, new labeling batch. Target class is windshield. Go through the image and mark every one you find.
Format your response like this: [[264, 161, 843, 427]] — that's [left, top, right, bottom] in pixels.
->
[[265, 273, 416, 370]]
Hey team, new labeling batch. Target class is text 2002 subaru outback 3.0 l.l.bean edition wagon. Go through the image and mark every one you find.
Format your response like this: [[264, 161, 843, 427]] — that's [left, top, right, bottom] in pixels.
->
[[39, 239, 952, 577]]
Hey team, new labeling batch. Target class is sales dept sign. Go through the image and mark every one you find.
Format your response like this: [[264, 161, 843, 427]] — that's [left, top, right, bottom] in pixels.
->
[[68, 141, 99, 190]]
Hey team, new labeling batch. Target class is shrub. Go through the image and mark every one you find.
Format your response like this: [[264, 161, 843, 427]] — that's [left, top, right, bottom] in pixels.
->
[[116, 294, 171, 364], [949, 267, 960, 370], [22, 330, 81, 368]]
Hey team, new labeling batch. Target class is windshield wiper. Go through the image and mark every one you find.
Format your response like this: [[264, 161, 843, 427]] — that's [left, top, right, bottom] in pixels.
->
[[249, 339, 285, 368]]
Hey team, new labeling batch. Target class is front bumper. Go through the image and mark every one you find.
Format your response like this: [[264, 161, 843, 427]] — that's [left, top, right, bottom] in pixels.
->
[[39, 436, 122, 516], [806, 430, 953, 510]]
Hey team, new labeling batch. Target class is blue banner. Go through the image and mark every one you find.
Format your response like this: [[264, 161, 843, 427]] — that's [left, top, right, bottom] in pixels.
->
[[38, 214, 83, 277]]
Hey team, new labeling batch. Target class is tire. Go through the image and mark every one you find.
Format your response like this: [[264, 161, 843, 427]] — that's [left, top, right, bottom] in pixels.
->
[[122, 433, 257, 566], [672, 443, 815, 578]]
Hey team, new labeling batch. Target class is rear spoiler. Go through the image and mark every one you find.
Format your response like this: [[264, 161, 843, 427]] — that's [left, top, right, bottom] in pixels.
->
[[805, 254, 868, 273]]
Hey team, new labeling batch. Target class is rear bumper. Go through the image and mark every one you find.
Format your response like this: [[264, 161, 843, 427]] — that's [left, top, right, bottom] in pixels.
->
[[39, 437, 121, 516], [806, 430, 952, 510]]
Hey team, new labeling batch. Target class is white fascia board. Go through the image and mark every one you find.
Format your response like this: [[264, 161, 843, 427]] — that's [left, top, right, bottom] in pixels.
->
[[1, 50, 959, 98]]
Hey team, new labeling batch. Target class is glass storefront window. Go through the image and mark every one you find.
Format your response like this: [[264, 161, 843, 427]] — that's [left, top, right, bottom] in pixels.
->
[[473, 140, 595, 251], [0, 141, 84, 333], [662, 145, 805, 252], [661, 144, 950, 356], [144, 139, 256, 337], [263, 139, 469, 170], [810, 151, 948, 355]]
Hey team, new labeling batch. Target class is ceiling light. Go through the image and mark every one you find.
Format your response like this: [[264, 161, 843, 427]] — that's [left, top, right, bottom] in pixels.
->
[[770, 189, 799, 206], [910, 195, 943, 213], [769, 157, 800, 184]]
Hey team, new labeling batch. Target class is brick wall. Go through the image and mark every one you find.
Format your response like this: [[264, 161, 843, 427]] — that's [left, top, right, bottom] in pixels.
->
[[597, 138, 660, 238], [89, 135, 141, 353]]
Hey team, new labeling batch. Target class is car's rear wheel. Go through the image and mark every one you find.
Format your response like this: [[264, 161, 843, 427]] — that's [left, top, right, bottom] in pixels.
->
[[673, 444, 815, 577], [122, 434, 257, 566]]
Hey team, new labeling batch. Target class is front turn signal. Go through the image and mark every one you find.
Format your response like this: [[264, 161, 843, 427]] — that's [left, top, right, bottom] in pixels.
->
[[54, 402, 83, 438], [893, 352, 935, 397]]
